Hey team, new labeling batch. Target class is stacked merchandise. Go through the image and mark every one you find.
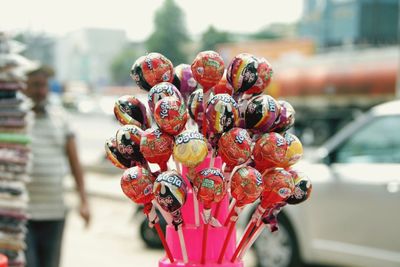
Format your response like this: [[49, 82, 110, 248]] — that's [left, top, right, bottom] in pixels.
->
[[0, 32, 31, 267]]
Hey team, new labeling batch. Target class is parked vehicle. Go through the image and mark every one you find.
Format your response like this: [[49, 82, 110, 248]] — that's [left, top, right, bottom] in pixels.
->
[[251, 100, 400, 267]]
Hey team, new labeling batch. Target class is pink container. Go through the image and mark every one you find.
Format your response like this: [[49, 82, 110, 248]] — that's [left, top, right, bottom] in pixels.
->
[[159, 154, 244, 267]]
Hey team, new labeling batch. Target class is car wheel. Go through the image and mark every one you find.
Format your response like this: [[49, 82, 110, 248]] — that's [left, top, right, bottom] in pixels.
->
[[139, 218, 163, 248], [253, 214, 302, 267]]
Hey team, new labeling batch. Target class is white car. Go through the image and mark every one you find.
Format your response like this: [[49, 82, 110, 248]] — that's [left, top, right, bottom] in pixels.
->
[[251, 100, 400, 267]]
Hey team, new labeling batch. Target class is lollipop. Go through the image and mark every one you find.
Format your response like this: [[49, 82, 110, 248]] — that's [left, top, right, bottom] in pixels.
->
[[206, 93, 239, 149], [270, 100, 295, 133], [282, 132, 303, 167], [246, 57, 273, 95], [187, 88, 204, 131], [218, 166, 263, 263], [113, 95, 151, 130], [148, 82, 182, 113], [218, 127, 252, 168], [130, 53, 174, 91], [194, 167, 226, 264], [245, 94, 280, 133], [140, 128, 174, 172], [121, 167, 174, 263], [191, 50, 225, 93], [213, 72, 234, 95], [154, 96, 188, 136], [231, 168, 294, 263], [115, 125, 145, 164], [226, 53, 259, 95], [173, 130, 208, 169], [253, 132, 288, 171], [286, 169, 312, 205], [154, 171, 188, 263], [172, 64, 198, 101], [105, 137, 133, 169]]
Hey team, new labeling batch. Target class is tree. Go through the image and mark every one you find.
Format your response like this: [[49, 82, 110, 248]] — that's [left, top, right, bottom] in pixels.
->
[[110, 46, 139, 85], [146, 0, 190, 65], [200, 26, 231, 51]]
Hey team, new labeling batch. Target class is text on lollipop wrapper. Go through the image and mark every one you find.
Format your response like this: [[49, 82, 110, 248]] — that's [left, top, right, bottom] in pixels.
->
[[156, 173, 183, 188], [200, 168, 224, 179], [175, 132, 204, 144], [235, 129, 249, 144]]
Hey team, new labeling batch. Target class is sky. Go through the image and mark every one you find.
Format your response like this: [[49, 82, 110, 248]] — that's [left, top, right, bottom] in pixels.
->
[[1, 0, 304, 41]]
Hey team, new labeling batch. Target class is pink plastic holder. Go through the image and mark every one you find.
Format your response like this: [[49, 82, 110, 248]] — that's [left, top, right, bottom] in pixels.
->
[[159, 154, 244, 267]]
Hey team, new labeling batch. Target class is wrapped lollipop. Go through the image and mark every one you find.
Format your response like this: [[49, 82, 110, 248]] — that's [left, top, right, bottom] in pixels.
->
[[218, 166, 263, 263], [217, 127, 252, 171], [105, 137, 134, 169], [154, 96, 188, 136], [226, 53, 259, 96], [140, 128, 173, 172], [206, 94, 239, 165], [148, 82, 182, 113], [115, 125, 146, 166], [173, 130, 208, 226], [232, 168, 294, 262], [191, 50, 225, 135], [121, 167, 174, 263], [187, 88, 204, 131], [253, 132, 288, 172], [113, 95, 151, 130], [153, 171, 188, 263], [130, 53, 174, 91], [245, 94, 280, 134], [237, 169, 312, 261], [286, 169, 312, 205], [246, 57, 273, 95], [193, 168, 226, 264], [172, 63, 198, 101], [191, 51, 225, 93], [282, 132, 304, 167], [270, 100, 295, 133], [213, 72, 234, 95]]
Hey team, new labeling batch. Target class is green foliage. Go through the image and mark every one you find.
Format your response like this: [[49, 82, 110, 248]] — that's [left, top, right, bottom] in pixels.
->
[[146, 0, 190, 65], [200, 26, 231, 51], [250, 29, 282, 40], [110, 47, 139, 85]]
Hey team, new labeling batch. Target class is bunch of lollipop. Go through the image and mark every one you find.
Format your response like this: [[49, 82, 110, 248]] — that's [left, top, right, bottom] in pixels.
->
[[105, 51, 312, 265]]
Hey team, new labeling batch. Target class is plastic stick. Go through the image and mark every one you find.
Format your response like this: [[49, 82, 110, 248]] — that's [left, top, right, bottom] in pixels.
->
[[177, 225, 188, 263], [230, 221, 255, 262], [238, 223, 265, 261], [224, 201, 237, 226], [209, 149, 215, 168], [193, 191, 200, 227], [154, 223, 175, 263], [218, 221, 236, 263], [201, 223, 209, 264]]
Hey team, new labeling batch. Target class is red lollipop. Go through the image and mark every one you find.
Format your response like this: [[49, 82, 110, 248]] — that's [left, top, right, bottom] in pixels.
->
[[213, 72, 234, 95], [113, 95, 151, 130], [120, 166, 155, 204], [191, 50, 225, 92], [246, 57, 273, 95], [218, 127, 252, 168], [148, 82, 182, 113], [140, 128, 174, 172], [253, 132, 288, 171], [154, 96, 188, 135], [130, 53, 174, 91], [105, 137, 134, 169], [226, 53, 259, 95]]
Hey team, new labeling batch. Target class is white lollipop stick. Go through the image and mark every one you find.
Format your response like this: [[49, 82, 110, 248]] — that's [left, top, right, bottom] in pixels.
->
[[177, 225, 188, 263]]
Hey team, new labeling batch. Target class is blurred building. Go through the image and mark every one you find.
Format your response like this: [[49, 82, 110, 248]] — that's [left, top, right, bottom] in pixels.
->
[[55, 28, 127, 90], [299, 0, 399, 48]]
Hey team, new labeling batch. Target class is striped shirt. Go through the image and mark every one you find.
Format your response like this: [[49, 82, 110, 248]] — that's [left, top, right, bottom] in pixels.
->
[[27, 106, 73, 220]]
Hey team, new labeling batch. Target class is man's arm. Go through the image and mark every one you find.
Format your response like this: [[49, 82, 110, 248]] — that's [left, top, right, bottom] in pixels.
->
[[66, 135, 91, 227]]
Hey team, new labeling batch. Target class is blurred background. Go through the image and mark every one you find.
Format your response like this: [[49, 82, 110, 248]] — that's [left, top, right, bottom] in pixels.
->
[[1, 0, 399, 267]]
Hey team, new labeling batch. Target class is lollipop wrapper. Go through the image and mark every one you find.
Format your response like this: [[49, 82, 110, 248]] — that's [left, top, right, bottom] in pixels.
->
[[202, 208, 222, 227], [261, 202, 287, 232], [144, 204, 159, 228], [171, 210, 184, 230]]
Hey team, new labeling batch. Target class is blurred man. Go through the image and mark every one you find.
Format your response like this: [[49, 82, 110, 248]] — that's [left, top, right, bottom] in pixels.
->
[[24, 65, 91, 267]]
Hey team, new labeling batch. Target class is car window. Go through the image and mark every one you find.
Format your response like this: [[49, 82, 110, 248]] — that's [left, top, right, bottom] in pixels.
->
[[335, 115, 400, 163]]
